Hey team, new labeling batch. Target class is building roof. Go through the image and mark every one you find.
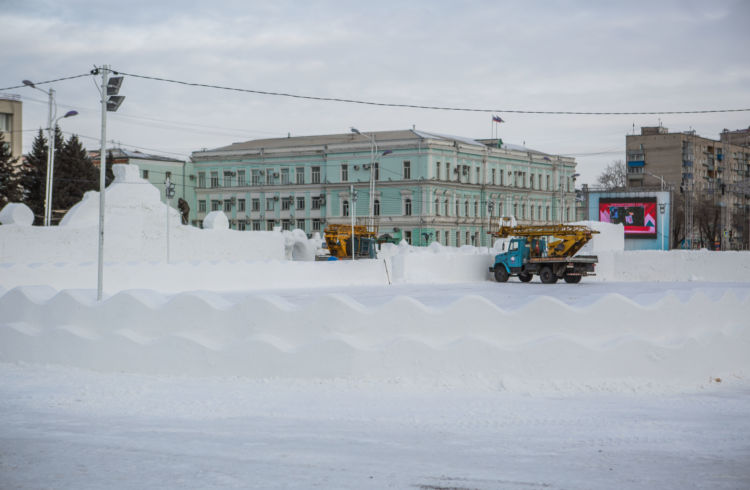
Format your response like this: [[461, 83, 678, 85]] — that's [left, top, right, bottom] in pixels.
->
[[203, 129, 550, 156], [90, 147, 185, 163]]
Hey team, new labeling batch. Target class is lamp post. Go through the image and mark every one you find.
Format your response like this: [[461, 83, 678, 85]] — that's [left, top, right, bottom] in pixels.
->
[[21, 80, 78, 226]]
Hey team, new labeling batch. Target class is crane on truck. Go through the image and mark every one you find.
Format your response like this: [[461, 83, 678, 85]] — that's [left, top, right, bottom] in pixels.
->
[[488, 218, 599, 284]]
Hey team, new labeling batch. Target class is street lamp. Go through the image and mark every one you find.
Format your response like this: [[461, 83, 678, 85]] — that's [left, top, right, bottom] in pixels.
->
[[350, 127, 378, 232], [22, 80, 78, 226]]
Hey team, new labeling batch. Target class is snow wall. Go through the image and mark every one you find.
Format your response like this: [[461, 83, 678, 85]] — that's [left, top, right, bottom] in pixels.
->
[[2, 285, 748, 392]]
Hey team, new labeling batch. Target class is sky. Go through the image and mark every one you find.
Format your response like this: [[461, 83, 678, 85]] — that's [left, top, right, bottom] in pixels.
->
[[2, 0, 749, 185]]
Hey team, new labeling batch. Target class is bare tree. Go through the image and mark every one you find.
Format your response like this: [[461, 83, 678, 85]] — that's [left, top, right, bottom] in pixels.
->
[[596, 160, 627, 190]]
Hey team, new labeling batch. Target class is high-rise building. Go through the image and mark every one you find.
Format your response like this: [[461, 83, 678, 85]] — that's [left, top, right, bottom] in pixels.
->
[[626, 126, 750, 249]]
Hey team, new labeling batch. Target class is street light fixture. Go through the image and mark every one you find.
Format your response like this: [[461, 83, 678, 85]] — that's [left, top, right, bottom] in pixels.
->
[[350, 127, 378, 231], [21, 80, 78, 226]]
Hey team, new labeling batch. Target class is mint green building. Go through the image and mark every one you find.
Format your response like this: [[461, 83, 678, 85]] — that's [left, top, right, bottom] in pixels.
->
[[190, 130, 577, 246]]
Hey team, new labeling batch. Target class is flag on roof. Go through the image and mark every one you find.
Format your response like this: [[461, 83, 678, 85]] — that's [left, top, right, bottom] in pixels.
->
[[492, 115, 504, 123]]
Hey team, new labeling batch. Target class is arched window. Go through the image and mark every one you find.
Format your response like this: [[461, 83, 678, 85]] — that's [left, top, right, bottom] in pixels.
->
[[374, 199, 380, 216], [434, 198, 440, 216], [342, 200, 349, 217], [404, 198, 412, 216]]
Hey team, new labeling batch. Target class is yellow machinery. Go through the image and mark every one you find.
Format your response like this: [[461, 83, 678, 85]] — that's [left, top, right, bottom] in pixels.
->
[[323, 224, 378, 259]]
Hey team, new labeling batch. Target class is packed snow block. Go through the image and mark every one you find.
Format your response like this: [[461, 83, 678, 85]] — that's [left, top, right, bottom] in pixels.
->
[[202, 211, 229, 230], [0, 203, 34, 226], [391, 252, 495, 283]]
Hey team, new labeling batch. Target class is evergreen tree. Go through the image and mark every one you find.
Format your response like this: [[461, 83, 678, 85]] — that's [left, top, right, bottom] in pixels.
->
[[0, 132, 23, 206], [20, 128, 63, 224], [53, 134, 98, 223]]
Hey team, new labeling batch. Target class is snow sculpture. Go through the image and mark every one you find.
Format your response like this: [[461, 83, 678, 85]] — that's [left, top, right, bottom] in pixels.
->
[[0, 203, 34, 226], [203, 211, 229, 230]]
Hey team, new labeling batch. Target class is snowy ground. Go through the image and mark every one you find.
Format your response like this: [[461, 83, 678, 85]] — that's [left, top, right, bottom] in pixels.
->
[[2, 172, 749, 489], [2, 278, 750, 489]]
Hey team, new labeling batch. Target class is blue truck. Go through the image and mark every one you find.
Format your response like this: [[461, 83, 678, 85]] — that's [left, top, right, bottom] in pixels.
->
[[488, 223, 599, 284]]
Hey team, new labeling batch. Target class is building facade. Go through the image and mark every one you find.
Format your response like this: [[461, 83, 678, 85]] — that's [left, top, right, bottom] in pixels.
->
[[0, 94, 23, 161], [626, 126, 750, 249], [190, 130, 577, 247]]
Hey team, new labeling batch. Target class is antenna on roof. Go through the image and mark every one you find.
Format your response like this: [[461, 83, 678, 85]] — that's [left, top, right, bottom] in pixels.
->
[[412, 124, 416, 130]]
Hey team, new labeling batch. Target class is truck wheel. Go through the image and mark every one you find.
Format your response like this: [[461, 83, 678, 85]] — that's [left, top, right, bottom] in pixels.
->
[[540, 267, 557, 284], [494, 267, 509, 283], [518, 272, 533, 283], [563, 274, 582, 284]]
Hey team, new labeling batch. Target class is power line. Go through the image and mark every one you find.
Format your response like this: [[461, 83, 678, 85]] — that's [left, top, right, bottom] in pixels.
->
[[0, 73, 92, 91], [116, 70, 750, 116]]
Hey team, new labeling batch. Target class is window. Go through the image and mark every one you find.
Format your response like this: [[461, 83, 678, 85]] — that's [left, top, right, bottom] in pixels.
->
[[530, 174, 534, 189], [341, 164, 348, 182], [266, 198, 275, 211], [446, 163, 451, 180], [405, 231, 412, 244], [455, 200, 459, 216], [312, 219, 322, 231], [466, 231, 470, 245], [546, 175, 550, 190], [237, 170, 246, 186], [296, 219, 305, 231], [374, 199, 380, 216], [311, 166, 320, 184], [224, 199, 232, 212], [281, 168, 290, 185], [211, 200, 221, 211], [223, 171, 232, 187], [403, 161, 411, 179], [198, 200, 206, 212], [312, 196, 322, 210], [238, 221, 246, 231], [0, 113, 11, 132], [281, 197, 292, 211], [282, 220, 291, 231], [492, 168, 496, 185], [444, 199, 449, 216], [404, 198, 412, 216], [252, 220, 261, 231], [296, 167, 305, 184], [436, 162, 441, 180], [210, 172, 219, 188], [476, 167, 480, 183], [434, 198, 440, 216], [251, 198, 260, 212], [198, 172, 206, 188], [238, 199, 246, 212], [343, 200, 350, 217], [474, 200, 478, 217], [296, 197, 305, 210], [456, 231, 460, 247], [266, 220, 275, 231], [266, 168, 274, 185], [464, 200, 469, 216], [142, 169, 149, 179], [252, 170, 261, 186], [436, 230, 440, 243], [374, 162, 379, 180]]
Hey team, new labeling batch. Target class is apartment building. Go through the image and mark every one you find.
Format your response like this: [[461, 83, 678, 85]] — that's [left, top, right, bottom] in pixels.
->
[[190, 129, 577, 247], [626, 126, 750, 249]]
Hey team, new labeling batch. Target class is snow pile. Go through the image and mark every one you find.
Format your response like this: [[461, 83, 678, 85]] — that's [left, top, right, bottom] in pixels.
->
[[0, 164, 284, 263]]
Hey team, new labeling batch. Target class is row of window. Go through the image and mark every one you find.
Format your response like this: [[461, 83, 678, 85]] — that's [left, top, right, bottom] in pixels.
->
[[198, 161, 570, 190], [198, 196, 325, 213]]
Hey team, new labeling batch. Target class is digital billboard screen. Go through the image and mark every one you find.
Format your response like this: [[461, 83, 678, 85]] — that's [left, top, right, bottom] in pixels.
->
[[599, 197, 657, 238]]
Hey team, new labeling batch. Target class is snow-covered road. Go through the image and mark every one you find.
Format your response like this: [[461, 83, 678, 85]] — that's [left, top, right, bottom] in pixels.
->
[[2, 363, 749, 490]]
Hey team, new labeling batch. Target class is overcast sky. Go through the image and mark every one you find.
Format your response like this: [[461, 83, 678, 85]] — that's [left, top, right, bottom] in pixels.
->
[[2, 0, 749, 184]]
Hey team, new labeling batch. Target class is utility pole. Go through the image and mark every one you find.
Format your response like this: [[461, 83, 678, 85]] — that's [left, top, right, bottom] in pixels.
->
[[95, 65, 125, 300]]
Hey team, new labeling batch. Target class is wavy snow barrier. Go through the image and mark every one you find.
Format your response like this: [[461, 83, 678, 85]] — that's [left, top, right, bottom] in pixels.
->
[[1, 286, 748, 392]]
